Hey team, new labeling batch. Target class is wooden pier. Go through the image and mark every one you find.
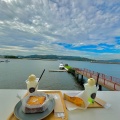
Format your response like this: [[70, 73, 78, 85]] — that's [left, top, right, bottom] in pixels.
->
[[74, 68, 120, 91], [49, 69, 67, 72]]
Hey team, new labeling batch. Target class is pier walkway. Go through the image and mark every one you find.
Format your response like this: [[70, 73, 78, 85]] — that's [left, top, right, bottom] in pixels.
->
[[74, 68, 120, 91]]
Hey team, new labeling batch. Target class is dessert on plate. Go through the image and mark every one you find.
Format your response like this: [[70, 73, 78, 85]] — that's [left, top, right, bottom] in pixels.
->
[[27, 96, 46, 105], [64, 93, 85, 108], [22, 91, 50, 113]]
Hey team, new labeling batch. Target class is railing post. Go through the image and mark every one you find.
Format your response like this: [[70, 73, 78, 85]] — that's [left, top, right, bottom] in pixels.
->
[[114, 83, 116, 90], [99, 85, 102, 91], [103, 74, 106, 85], [96, 73, 100, 86], [90, 73, 92, 78], [83, 68, 85, 75], [110, 76, 112, 81]]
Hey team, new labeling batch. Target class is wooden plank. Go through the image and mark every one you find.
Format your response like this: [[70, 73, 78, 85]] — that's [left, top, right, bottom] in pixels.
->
[[49, 70, 67, 72]]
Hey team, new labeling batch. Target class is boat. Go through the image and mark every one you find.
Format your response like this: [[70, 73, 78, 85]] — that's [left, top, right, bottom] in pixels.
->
[[5, 59, 10, 62], [59, 63, 64, 69], [0, 59, 10, 62]]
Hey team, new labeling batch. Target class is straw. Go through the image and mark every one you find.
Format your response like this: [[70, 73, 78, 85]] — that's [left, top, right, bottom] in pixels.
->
[[38, 69, 45, 83]]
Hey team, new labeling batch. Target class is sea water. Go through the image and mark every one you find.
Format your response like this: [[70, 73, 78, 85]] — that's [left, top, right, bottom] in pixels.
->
[[0, 59, 120, 90]]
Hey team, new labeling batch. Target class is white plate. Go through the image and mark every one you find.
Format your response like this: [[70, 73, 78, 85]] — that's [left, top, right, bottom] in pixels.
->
[[14, 98, 55, 120]]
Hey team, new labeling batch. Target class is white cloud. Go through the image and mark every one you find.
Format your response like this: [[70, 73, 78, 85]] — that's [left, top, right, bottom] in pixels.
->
[[115, 45, 120, 49], [0, 0, 120, 59]]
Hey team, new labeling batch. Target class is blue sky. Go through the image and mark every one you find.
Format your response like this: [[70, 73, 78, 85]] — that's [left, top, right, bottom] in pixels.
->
[[0, 0, 120, 60]]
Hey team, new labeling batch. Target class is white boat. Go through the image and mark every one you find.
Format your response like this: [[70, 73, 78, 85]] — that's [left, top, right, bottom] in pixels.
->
[[5, 59, 10, 62], [59, 63, 64, 69]]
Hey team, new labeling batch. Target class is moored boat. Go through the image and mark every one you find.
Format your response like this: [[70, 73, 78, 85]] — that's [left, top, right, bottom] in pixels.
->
[[5, 59, 10, 62], [59, 63, 64, 69]]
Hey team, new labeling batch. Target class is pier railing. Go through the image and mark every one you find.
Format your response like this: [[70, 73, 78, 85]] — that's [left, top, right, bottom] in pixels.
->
[[74, 68, 120, 91]]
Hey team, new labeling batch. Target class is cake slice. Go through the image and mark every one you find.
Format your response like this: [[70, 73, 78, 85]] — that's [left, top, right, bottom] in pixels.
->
[[22, 92, 49, 114], [27, 96, 46, 105]]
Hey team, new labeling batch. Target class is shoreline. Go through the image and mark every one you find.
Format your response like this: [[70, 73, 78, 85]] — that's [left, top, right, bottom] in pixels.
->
[[90, 61, 120, 64], [1, 58, 120, 64]]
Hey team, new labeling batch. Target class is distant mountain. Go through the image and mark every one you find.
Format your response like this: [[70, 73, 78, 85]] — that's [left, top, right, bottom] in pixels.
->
[[1, 55, 120, 63], [1, 54, 94, 61], [91, 59, 120, 64], [106, 59, 120, 62], [96, 59, 120, 63], [24, 55, 93, 61]]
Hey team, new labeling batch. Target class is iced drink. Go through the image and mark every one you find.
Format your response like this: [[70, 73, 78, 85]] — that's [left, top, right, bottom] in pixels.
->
[[26, 74, 38, 93], [84, 78, 97, 103]]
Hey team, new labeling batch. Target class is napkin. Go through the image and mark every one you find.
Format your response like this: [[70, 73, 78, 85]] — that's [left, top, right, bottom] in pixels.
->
[[95, 97, 111, 109], [64, 91, 89, 111], [51, 93, 65, 118]]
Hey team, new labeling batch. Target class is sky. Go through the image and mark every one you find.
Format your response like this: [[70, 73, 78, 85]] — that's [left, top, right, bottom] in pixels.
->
[[0, 0, 120, 60]]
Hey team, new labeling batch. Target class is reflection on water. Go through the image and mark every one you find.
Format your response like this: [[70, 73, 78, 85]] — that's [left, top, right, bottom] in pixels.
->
[[0, 59, 120, 90]]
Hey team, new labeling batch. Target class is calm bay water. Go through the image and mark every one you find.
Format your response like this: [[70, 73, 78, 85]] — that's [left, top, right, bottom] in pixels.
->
[[0, 59, 120, 90]]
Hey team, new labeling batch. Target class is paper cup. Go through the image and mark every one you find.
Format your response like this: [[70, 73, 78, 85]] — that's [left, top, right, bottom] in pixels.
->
[[26, 78, 39, 93], [84, 83, 97, 103]]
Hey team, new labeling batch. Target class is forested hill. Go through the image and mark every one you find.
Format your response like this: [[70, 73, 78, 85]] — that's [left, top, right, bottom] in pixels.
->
[[1, 55, 120, 63], [24, 55, 93, 61], [2, 55, 93, 61]]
